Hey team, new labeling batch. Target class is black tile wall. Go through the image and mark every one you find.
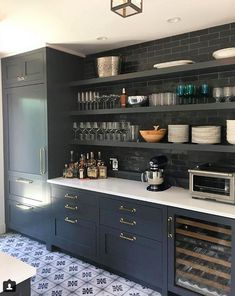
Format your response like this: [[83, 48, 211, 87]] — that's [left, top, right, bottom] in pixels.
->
[[72, 22, 235, 189], [83, 22, 235, 79]]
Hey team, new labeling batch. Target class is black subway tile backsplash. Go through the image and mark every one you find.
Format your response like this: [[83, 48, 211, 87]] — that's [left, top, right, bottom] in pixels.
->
[[77, 22, 235, 188]]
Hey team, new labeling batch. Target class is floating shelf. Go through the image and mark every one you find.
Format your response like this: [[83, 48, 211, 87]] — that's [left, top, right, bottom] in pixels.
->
[[69, 102, 235, 116], [70, 140, 235, 153], [70, 58, 235, 87]]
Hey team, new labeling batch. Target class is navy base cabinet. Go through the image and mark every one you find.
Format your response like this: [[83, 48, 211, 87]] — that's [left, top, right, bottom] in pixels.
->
[[167, 207, 235, 296]]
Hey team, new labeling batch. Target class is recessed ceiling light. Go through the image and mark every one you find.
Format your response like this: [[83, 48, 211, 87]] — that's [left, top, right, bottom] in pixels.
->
[[167, 17, 181, 23], [96, 36, 108, 41]]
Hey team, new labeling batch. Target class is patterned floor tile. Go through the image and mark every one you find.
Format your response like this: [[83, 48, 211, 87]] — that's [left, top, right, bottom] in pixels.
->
[[74, 283, 101, 295], [77, 269, 100, 282], [60, 276, 85, 292], [90, 274, 114, 289], [0, 233, 159, 296], [32, 278, 56, 294], [105, 281, 131, 296]]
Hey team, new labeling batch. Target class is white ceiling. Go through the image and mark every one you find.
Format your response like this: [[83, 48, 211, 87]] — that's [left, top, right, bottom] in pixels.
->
[[0, 0, 235, 57]]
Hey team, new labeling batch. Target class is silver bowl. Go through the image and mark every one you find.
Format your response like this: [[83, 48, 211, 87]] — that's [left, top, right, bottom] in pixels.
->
[[127, 96, 148, 107]]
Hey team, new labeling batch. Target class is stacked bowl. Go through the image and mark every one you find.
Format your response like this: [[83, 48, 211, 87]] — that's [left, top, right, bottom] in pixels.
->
[[168, 125, 189, 143], [227, 120, 235, 144], [192, 126, 221, 144]]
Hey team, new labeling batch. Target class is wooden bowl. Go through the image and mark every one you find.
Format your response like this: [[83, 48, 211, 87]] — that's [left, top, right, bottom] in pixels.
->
[[140, 129, 166, 143]]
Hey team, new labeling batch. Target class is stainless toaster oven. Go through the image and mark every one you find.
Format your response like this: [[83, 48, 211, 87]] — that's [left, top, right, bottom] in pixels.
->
[[188, 164, 235, 204]]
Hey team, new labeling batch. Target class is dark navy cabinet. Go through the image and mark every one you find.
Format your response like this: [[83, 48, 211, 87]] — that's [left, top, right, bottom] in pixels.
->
[[167, 207, 235, 296], [2, 50, 45, 87], [51, 185, 99, 259], [2, 47, 84, 242]]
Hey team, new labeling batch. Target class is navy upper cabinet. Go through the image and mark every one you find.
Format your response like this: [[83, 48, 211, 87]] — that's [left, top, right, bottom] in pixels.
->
[[167, 207, 235, 296], [4, 84, 47, 176], [2, 50, 45, 87]]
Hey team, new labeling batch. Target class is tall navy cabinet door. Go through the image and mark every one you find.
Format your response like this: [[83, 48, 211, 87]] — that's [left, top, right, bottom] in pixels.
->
[[4, 84, 47, 176]]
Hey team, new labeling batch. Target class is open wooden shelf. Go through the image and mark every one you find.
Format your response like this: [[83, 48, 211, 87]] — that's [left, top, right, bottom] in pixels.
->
[[70, 57, 235, 87], [70, 140, 235, 153], [69, 102, 235, 116]]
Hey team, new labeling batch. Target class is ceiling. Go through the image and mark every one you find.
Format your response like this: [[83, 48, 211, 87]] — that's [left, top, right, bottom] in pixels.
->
[[0, 0, 235, 58]]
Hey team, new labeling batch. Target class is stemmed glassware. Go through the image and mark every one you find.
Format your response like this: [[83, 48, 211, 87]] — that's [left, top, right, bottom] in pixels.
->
[[77, 92, 120, 110], [72, 122, 79, 140]]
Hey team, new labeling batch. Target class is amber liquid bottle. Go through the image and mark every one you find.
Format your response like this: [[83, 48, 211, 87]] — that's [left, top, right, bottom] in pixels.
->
[[120, 88, 127, 108]]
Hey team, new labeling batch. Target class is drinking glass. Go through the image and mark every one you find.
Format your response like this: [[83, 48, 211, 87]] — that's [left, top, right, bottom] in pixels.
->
[[72, 122, 79, 140], [223, 86, 233, 103], [176, 85, 185, 104], [129, 125, 140, 142], [185, 84, 196, 104], [213, 87, 223, 103], [199, 84, 210, 104]]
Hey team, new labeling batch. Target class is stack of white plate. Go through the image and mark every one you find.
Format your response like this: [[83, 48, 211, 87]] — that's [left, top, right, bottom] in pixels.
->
[[168, 125, 189, 143], [192, 126, 221, 144], [227, 120, 235, 144]]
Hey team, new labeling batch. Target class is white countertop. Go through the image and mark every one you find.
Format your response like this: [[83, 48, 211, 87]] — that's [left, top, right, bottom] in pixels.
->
[[48, 177, 235, 219], [0, 252, 36, 293]]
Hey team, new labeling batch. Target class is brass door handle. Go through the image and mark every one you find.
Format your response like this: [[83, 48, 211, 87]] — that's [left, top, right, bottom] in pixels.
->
[[65, 193, 78, 200], [120, 232, 136, 242], [65, 204, 78, 211], [40, 148, 46, 175], [64, 217, 78, 224], [168, 216, 173, 239], [16, 178, 33, 184], [120, 218, 136, 226], [16, 204, 34, 210], [119, 205, 136, 213]]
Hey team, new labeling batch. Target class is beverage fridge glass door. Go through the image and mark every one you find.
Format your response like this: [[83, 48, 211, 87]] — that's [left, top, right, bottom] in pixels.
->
[[174, 215, 232, 296]]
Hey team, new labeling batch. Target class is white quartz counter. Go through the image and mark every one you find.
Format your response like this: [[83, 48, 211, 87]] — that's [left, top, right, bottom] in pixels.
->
[[48, 177, 235, 219], [0, 252, 36, 293]]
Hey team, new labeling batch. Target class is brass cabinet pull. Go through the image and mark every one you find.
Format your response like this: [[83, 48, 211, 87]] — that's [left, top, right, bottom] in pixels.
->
[[168, 216, 173, 239], [65, 193, 78, 200], [120, 218, 136, 226], [64, 217, 78, 224], [39, 148, 46, 175], [16, 204, 34, 210], [65, 204, 78, 211], [119, 205, 136, 213], [16, 178, 33, 184], [120, 232, 136, 242]]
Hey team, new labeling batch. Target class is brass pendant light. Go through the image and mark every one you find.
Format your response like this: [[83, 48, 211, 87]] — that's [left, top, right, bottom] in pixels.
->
[[111, 0, 143, 18]]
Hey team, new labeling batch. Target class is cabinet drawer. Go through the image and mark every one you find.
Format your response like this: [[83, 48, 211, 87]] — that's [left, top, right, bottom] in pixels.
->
[[9, 175, 46, 205], [100, 208, 162, 241], [51, 185, 98, 207], [7, 199, 49, 242], [53, 217, 97, 259], [100, 197, 163, 241], [52, 197, 98, 222], [100, 225, 163, 289]]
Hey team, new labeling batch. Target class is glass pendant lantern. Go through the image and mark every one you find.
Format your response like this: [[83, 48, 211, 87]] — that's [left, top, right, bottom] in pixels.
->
[[111, 0, 143, 18]]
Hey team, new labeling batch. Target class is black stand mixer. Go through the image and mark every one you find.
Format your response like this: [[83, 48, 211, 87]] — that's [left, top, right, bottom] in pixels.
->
[[141, 155, 171, 191]]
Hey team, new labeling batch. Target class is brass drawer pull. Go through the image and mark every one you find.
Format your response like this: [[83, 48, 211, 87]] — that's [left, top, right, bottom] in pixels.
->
[[16, 178, 33, 184], [16, 204, 34, 210], [120, 232, 136, 242], [65, 204, 78, 211], [65, 193, 78, 200], [64, 217, 78, 224], [168, 216, 173, 239], [119, 205, 136, 213], [120, 218, 136, 226]]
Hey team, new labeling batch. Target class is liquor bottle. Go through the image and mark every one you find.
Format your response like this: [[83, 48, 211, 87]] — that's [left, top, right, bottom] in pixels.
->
[[78, 154, 86, 179], [99, 162, 107, 179], [120, 88, 127, 108], [87, 152, 98, 179], [97, 151, 102, 167], [63, 164, 68, 178]]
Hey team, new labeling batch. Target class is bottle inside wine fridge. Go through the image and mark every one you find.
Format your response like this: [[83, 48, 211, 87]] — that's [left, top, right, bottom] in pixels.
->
[[173, 215, 232, 296]]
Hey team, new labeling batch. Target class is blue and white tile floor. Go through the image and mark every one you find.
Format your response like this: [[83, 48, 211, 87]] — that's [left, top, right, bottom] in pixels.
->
[[0, 233, 161, 296]]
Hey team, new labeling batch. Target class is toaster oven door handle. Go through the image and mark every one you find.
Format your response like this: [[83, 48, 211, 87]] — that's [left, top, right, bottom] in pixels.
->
[[188, 169, 234, 178]]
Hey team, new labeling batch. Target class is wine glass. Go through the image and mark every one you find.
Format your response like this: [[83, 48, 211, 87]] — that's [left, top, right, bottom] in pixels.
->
[[213, 88, 223, 103], [72, 122, 79, 140]]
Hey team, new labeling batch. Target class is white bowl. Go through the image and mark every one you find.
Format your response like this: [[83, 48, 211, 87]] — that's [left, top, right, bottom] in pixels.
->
[[227, 139, 235, 145], [213, 48, 235, 59]]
